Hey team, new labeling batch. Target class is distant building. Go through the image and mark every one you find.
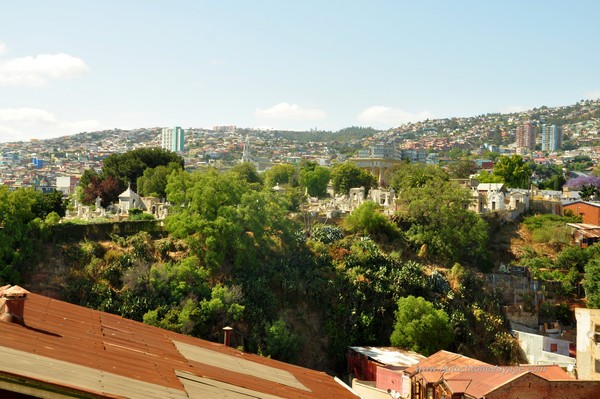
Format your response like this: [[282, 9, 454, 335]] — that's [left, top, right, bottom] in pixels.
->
[[516, 122, 536, 151], [56, 176, 80, 195], [161, 127, 185, 152], [398, 148, 427, 163], [541, 124, 562, 152], [241, 135, 252, 163], [213, 125, 236, 132], [349, 348, 600, 399], [31, 157, 45, 169]]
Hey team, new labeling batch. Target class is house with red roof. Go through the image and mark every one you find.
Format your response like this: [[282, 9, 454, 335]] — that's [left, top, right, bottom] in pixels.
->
[[405, 350, 600, 399], [349, 348, 600, 399]]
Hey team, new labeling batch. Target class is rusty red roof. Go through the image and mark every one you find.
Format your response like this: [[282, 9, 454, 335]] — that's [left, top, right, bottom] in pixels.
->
[[409, 350, 575, 398], [0, 292, 359, 399]]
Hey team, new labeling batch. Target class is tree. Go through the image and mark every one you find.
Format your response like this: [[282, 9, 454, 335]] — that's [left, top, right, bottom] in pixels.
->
[[264, 164, 298, 189], [229, 162, 263, 188], [79, 168, 100, 190], [565, 175, 600, 201], [390, 163, 449, 192], [330, 162, 376, 195], [584, 258, 600, 308], [579, 184, 598, 201], [343, 201, 400, 240], [137, 162, 183, 198], [394, 171, 489, 267], [0, 187, 49, 283], [262, 318, 303, 363], [165, 168, 297, 273], [448, 160, 477, 179], [82, 175, 122, 207], [490, 155, 531, 188], [101, 148, 184, 191], [299, 162, 331, 198], [476, 170, 504, 184], [30, 190, 68, 218], [390, 296, 453, 356]]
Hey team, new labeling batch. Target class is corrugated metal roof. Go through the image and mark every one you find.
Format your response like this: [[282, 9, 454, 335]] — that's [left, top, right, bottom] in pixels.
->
[[349, 346, 425, 367], [410, 351, 575, 398], [0, 292, 359, 399]]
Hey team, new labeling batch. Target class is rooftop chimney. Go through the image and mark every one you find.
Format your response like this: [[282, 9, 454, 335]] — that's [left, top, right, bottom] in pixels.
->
[[0, 285, 29, 325], [223, 326, 233, 347]]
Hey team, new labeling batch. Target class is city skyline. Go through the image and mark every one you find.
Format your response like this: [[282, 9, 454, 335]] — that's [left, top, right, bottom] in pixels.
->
[[1, 1, 599, 143]]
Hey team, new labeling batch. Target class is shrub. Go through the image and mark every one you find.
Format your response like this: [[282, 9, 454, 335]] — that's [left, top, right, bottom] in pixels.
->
[[311, 224, 344, 244]]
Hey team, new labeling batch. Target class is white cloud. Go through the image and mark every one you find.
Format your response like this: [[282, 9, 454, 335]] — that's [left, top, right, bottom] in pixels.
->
[[0, 107, 57, 124], [0, 107, 100, 142], [255, 102, 327, 121], [0, 42, 7, 56], [357, 106, 432, 127], [0, 52, 89, 86], [210, 59, 228, 65]]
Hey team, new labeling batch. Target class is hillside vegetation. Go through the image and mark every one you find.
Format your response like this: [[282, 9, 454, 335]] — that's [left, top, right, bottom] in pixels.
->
[[4, 162, 532, 374]]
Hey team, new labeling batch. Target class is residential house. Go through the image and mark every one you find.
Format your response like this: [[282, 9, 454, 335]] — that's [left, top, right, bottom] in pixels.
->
[[514, 330, 576, 370], [567, 223, 600, 248], [347, 346, 425, 399], [0, 285, 359, 399], [404, 350, 600, 399]]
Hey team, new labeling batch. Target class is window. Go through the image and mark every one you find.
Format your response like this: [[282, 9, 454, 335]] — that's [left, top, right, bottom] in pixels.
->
[[550, 343, 558, 352]]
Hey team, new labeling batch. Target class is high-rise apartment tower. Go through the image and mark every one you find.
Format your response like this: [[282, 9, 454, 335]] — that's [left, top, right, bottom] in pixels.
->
[[161, 127, 185, 152], [541, 124, 562, 152], [516, 123, 536, 150]]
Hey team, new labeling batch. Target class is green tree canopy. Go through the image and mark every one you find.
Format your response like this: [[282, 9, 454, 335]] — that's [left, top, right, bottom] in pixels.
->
[[137, 162, 183, 198], [264, 163, 298, 189], [390, 163, 449, 192], [487, 155, 531, 188], [229, 162, 263, 188], [584, 257, 600, 309], [101, 148, 184, 191], [165, 168, 297, 273], [448, 160, 478, 179], [330, 162, 376, 195], [299, 162, 331, 198], [0, 187, 60, 283], [343, 201, 400, 240], [390, 295, 453, 356], [394, 171, 489, 267]]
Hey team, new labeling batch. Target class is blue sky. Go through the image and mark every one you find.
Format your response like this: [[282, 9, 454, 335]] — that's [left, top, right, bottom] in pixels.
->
[[1, 1, 599, 142]]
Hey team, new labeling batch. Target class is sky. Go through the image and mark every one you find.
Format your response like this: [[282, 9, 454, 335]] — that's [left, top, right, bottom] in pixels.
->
[[1, 1, 599, 142]]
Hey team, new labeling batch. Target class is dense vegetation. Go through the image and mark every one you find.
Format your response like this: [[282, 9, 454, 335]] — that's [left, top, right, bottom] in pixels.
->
[[6, 155, 599, 373], [78, 148, 184, 206]]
